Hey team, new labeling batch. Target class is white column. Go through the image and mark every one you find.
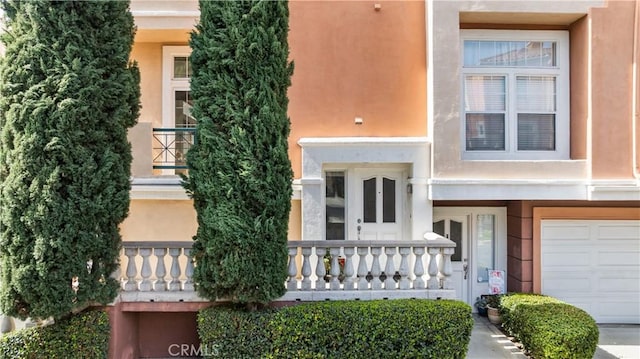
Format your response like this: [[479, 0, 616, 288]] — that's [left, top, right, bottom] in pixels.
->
[[329, 247, 341, 290], [440, 247, 454, 290], [356, 247, 369, 290], [168, 248, 182, 291], [124, 248, 138, 291], [427, 247, 440, 289], [398, 246, 411, 290], [138, 248, 153, 291], [183, 248, 194, 291], [301, 247, 312, 290], [343, 247, 355, 290], [413, 246, 426, 289], [153, 248, 167, 291], [370, 246, 382, 290], [287, 246, 299, 291], [384, 247, 397, 290], [315, 246, 327, 291]]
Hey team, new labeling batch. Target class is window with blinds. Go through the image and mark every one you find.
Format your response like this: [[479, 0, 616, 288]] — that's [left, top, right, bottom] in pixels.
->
[[461, 30, 569, 160]]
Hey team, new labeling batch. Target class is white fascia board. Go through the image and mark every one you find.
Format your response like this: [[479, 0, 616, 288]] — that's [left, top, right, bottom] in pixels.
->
[[298, 137, 429, 147], [132, 11, 199, 29], [130, 177, 303, 201], [429, 178, 589, 200], [588, 180, 640, 201], [430, 178, 640, 201]]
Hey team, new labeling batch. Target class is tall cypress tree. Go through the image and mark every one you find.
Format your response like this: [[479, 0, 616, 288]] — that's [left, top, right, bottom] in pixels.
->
[[185, 0, 293, 306], [0, 1, 139, 320]]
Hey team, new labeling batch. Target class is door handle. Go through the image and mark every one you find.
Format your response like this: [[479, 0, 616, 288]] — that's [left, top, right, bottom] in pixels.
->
[[463, 262, 468, 280]]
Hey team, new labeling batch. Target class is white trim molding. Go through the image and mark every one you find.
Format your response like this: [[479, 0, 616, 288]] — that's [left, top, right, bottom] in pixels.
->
[[430, 178, 640, 201]]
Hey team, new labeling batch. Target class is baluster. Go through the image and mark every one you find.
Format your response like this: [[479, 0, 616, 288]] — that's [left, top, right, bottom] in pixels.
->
[[153, 248, 167, 291], [427, 247, 440, 289], [370, 246, 382, 290], [1, 315, 15, 335], [287, 246, 299, 291], [301, 247, 312, 290], [439, 247, 454, 289], [183, 248, 195, 291], [329, 247, 341, 290], [124, 247, 138, 291], [343, 247, 355, 290], [315, 247, 327, 291], [168, 248, 182, 291], [356, 247, 369, 290], [413, 246, 426, 289], [384, 247, 397, 289], [398, 246, 411, 290], [138, 248, 153, 291]]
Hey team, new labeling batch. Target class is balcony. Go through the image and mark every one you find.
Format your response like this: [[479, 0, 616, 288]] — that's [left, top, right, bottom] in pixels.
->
[[115, 238, 456, 303], [0, 237, 456, 334], [152, 127, 196, 171]]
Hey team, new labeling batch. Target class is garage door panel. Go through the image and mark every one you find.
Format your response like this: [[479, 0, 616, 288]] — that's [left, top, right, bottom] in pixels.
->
[[542, 220, 640, 324], [596, 224, 640, 240], [597, 278, 640, 292], [597, 251, 640, 266], [542, 252, 590, 266], [541, 224, 590, 240]]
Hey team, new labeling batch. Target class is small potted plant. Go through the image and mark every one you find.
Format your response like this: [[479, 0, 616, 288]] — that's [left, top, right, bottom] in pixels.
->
[[474, 296, 488, 317], [484, 294, 502, 325]]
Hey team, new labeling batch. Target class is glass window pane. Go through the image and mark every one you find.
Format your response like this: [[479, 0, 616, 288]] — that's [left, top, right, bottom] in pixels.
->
[[363, 178, 376, 223], [517, 76, 556, 112], [517, 114, 555, 151], [463, 40, 556, 68], [466, 114, 505, 151], [382, 178, 396, 223], [173, 56, 189, 78], [175, 91, 195, 128], [326, 172, 345, 240], [476, 214, 495, 283], [433, 220, 445, 237], [450, 220, 463, 262], [464, 75, 505, 112]]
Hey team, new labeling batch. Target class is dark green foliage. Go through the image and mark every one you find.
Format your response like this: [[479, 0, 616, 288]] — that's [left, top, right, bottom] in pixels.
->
[[0, 1, 140, 320], [184, 0, 293, 304], [198, 304, 274, 359], [0, 309, 110, 359], [198, 299, 473, 359], [501, 293, 599, 359]]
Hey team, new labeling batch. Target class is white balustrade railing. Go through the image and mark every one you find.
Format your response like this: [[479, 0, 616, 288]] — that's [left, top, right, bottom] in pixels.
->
[[282, 237, 456, 301], [116, 235, 456, 302], [118, 241, 199, 302]]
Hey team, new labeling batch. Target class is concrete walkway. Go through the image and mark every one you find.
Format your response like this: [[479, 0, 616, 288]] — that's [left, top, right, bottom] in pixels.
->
[[467, 314, 527, 359], [467, 315, 640, 359]]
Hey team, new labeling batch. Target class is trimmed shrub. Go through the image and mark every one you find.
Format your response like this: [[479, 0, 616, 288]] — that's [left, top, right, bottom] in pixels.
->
[[500, 294, 598, 359], [198, 305, 273, 359], [0, 310, 109, 359], [185, 0, 294, 306], [198, 299, 473, 359]]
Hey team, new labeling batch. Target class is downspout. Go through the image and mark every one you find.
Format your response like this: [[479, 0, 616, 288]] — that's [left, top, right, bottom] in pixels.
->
[[633, 0, 640, 180]]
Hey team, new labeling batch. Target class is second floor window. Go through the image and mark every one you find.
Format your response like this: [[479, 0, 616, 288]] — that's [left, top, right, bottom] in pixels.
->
[[461, 30, 569, 160]]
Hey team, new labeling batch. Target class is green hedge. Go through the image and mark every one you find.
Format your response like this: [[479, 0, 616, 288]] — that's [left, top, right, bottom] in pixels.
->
[[198, 299, 473, 359], [0, 310, 109, 359], [500, 294, 599, 359]]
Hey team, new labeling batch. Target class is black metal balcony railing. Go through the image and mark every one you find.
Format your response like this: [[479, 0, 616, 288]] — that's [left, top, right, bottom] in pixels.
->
[[152, 128, 196, 170]]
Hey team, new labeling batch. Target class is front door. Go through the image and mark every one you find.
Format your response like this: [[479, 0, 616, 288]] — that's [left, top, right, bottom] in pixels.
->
[[350, 169, 404, 241], [433, 215, 469, 303]]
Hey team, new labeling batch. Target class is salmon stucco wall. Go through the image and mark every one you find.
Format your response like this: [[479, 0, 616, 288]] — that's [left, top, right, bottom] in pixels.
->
[[287, 1, 427, 178], [590, 1, 637, 178]]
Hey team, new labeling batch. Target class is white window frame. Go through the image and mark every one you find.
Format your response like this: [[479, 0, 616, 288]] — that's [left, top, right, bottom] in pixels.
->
[[162, 46, 192, 128], [460, 30, 570, 160]]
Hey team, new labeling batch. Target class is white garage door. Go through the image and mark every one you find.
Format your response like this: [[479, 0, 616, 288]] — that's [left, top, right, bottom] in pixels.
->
[[541, 220, 640, 324]]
